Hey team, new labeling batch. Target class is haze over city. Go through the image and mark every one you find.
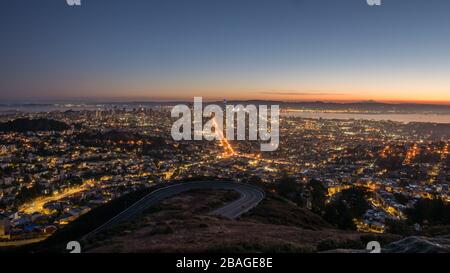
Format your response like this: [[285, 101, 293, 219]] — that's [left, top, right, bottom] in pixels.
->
[[1, 0, 450, 104]]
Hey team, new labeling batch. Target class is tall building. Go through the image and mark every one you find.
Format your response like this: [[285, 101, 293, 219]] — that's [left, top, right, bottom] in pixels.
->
[[0, 145, 7, 156], [0, 213, 10, 237], [95, 110, 102, 121]]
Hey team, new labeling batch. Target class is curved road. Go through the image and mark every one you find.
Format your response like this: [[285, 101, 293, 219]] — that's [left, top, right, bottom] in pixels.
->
[[83, 181, 265, 240]]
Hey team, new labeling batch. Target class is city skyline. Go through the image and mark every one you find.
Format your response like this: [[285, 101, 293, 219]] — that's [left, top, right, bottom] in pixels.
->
[[2, 0, 450, 104]]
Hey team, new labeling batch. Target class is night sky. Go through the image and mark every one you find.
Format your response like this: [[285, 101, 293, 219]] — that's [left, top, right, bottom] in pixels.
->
[[1, 0, 450, 103]]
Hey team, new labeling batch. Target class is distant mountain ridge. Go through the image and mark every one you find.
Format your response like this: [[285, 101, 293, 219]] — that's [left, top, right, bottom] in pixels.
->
[[198, 100, 450, 113], [2, 100, 450, 113]]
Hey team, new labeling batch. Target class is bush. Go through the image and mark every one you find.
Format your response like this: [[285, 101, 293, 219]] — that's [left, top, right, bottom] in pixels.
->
[[149, 225, 174, 236], [406, 198, 450, 225], [317, 238, 364, 252], [207, 241, 315, 253]]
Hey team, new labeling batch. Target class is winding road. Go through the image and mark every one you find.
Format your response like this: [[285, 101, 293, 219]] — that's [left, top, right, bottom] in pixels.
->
[[83, 181, 265, 240]]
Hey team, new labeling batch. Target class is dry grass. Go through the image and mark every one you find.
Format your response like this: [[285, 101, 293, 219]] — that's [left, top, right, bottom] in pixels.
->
[[87, 190, 362, 253]]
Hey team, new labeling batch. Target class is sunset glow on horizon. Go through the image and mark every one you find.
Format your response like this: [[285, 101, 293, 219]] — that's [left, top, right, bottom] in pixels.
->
[[2, 0, 450, 105]]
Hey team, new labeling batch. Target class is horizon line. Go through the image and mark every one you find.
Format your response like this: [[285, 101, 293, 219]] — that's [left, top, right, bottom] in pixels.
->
[[2, 98, 450, 106]]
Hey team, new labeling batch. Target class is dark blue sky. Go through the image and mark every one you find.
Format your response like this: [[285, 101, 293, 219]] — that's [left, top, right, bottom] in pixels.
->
[[1, 0, 450, 103]]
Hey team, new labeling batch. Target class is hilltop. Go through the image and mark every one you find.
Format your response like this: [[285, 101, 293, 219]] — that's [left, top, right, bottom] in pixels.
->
[[0, 118, 69, 132], [79, 189, 378, 253]]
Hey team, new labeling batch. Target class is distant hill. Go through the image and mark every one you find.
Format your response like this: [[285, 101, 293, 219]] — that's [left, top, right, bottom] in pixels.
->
[[193, 100, 450, 113], [3, 100, 450, 114], [281, 101, 450, 113], [0, 118, 69, 132]]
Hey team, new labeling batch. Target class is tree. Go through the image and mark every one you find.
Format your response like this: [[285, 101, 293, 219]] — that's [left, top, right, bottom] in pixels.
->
[[385, 219, 412, 236], [324, 187, 371, 230], [309, 179, 327, 214], [248, 175, 262, 185], [324, 201, 355, 230], [15, 183, 44, 205], [406, 198, 450, 225], [276, 173, 297, 199]]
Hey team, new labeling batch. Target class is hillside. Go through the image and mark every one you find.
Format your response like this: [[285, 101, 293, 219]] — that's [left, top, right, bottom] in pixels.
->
[[83, 190, 370, 253], [2, 183, 412, 253], [0, 118, 69, 132]]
